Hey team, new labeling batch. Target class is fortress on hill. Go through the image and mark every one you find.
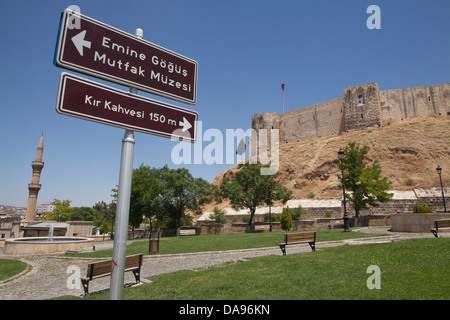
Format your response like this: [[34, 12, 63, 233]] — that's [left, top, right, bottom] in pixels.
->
[[252, 82, 450, 144]]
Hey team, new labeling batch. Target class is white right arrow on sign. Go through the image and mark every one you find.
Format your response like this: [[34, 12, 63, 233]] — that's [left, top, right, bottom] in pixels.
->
[[179, 117, 192, 132], [71, 30, 91, 56]]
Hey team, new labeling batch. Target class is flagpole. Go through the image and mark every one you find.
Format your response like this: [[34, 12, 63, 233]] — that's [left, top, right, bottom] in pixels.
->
[[281, 84, 285, 113]]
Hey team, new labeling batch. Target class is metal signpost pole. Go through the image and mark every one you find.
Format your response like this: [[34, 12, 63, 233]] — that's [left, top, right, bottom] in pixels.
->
[[109, 28, 142, 301]]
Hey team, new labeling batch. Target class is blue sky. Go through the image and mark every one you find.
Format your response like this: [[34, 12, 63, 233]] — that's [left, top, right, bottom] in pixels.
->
[[1, 0, 449, 207]]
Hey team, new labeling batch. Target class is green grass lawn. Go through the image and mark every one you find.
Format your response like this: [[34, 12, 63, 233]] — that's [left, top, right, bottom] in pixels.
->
[[63, 237, 449, 300], [0, 259, 29, 282], [67, 228, 385, 258]]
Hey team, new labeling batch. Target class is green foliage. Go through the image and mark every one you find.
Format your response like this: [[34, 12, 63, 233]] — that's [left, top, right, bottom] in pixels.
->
[[338, 142, 393, 220], [41, 199, 72, 222], [413, 202, 432, 213], [71, 206, 96, 221], [264, 213, 280, 222], [307, 191, 315, 198], [219, 162, 292, 232], [280, 207, 293, 231], [92, 200, 116, 235], [117, 164, 214, 230], [324, 210, 334, 218], [291, 206, 307, 220], [211, 207, 227, 224]]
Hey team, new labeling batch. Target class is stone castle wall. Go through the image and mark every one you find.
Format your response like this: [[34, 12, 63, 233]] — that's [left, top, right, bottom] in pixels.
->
[[252, 82, 450, 144]]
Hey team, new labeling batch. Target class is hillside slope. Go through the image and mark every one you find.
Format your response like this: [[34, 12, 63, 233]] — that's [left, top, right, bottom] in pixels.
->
[[210, 115, 449, 209]]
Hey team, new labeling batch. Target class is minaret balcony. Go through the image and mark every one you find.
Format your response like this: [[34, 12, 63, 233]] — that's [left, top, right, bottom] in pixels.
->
[[31, 161, 44, 169], [28, 183, 42, 191]]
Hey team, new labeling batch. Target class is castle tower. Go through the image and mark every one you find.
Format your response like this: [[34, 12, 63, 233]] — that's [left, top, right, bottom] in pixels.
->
[[25, 135, 44, 221], [343, 82, 382, 131]]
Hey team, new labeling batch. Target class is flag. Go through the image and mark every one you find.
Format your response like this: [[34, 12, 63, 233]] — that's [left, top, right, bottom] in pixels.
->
[[236, 138, 246, 155], [281, 84, 285, 91]]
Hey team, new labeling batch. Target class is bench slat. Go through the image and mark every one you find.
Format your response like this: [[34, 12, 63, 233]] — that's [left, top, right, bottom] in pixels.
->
[[179, 229, 196, 236], [285, 232, 315, 243], [87, 260, 112, 278], [431, 219, 450, 238], [436, 220, 450, 228]]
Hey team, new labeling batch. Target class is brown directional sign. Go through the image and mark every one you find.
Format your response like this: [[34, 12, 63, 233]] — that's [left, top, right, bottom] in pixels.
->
[[54, 9, 198, 104], [56, 73, 198, 142]]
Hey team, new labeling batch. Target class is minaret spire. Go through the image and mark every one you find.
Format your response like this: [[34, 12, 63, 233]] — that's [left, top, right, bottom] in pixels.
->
[[25, 134, 45, 221]]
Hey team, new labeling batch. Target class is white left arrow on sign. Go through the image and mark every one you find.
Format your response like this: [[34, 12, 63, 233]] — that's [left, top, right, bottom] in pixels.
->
[[71, 30, 91, 56]]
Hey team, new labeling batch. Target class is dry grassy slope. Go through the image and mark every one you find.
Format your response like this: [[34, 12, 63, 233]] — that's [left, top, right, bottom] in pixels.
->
[[208, 115, 449, 210]]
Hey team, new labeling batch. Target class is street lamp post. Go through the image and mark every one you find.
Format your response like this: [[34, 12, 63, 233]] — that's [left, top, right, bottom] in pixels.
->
[[338, 149, 350, 232], [268, 185, 273, 232], [436, 166, 447, 213]]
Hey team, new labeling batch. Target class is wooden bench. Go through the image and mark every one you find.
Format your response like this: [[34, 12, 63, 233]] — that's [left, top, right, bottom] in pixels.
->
[[279, 232, 316, 256], [179, 228, 197, 236], [81, 254, 143, 295], [254, 224, 270, 232], [431, 219, 450, 238]]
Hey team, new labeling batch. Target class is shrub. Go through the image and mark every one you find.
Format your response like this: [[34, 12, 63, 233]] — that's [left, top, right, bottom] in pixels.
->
[[324, 210, 334, 218], [307, 192, 315, 198], [264, 213, 280, 222], [413, 202, 432, 214], [280, 207, 293, 231], [211, 207, 227, 224], [291, 206, 307, 220]]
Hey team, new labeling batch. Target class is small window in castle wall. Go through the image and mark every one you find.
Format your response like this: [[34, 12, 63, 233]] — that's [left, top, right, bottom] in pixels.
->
[[361, 113, 364, 119], [358, 95, 365, 104]]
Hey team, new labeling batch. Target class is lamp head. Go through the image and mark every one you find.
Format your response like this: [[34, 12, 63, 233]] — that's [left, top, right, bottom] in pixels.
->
[[338, 149, 345, 161]]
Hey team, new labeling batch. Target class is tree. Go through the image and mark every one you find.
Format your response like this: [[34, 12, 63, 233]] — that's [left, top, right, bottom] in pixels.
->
[[210, 207, 227, 224], [120, 164, 214, 230], [280, 207, 293, 231], [71, 206, 96, 221], [93, 200, 116, 236], [220, 162, 292, 232], [42, 199, 72, 222], [338, 142, 393, 227], [159, 166, 213, 229]]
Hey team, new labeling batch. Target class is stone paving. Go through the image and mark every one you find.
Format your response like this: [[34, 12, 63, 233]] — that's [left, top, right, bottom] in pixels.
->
[[0, 227, 446, 300]]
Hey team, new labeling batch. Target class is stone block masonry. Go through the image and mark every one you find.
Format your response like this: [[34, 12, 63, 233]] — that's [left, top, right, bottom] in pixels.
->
[[252, 82, 450, 145]]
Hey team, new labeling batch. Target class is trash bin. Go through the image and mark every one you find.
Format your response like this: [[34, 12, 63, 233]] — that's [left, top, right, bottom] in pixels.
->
[[149, 239, 159, 253], [149, 230, 160, 254]]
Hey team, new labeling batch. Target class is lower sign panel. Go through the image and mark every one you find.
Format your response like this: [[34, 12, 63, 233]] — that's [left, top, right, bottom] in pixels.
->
[[56, 73, 198, 142]]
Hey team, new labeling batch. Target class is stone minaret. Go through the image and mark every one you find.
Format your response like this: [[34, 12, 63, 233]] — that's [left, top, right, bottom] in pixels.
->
[[25, 135, 44, 221]]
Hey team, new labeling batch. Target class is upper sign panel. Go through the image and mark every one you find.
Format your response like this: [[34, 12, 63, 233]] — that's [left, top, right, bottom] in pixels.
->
[[54, 9, 198, 104]]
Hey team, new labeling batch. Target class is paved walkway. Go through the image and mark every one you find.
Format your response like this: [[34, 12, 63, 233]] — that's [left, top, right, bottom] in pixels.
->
[[0, 227, 446, 300]]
